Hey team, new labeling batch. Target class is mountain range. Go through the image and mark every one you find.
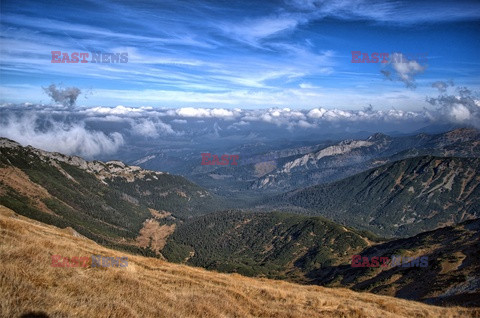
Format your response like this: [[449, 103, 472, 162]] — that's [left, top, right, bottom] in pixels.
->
[[151, 128, 479, 195], [268, 155, 480, 237], [250, 128, 480, 192], [1, 128, 479, 307]]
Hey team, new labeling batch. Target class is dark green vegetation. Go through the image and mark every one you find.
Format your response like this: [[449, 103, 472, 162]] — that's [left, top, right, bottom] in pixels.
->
[[0, 138, 225, 253], [163, 210, 480, 307], [314, 218, 480, 307], [163, 210, 379, 280], [106, 172, 226, 219], [271, 156, 480, 237]]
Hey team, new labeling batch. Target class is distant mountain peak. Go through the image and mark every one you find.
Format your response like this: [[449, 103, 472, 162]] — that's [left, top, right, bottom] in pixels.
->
[[367, 132, 390, 141]]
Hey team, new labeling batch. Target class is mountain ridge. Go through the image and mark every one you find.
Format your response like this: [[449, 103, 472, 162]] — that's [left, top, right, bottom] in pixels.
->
[[0, 137, 225, 256], [269, 155, 480, 237], [250, 128, 480, 191]]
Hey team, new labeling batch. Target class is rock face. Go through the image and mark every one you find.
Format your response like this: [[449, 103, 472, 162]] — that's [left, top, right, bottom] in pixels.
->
[[280, 140, 375, 174], [0, 138, 165, 183], [252, 128, 480, 191]]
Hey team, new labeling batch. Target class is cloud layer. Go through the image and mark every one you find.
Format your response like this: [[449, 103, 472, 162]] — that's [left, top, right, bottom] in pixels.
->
[[1, 83, 478, 158], [0, 113, 124, 158], [427, 86, 480, 128]]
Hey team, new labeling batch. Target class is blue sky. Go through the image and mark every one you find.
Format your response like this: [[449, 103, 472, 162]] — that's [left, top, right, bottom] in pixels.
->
[[0, 0, 479, 109]]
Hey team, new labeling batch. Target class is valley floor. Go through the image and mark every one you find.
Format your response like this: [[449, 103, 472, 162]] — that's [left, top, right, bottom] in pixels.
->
[[1, 205, 478, 318]]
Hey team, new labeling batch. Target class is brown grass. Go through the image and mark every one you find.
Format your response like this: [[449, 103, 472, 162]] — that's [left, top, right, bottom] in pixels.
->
[[135, 219, 176, 254], [0, 205, 478, 318], [0, 167, 54, 214], [148, 208, 172, 219]]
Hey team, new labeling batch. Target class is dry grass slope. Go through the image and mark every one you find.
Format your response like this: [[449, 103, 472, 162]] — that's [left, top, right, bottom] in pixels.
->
[[0, 205, 478, 318]]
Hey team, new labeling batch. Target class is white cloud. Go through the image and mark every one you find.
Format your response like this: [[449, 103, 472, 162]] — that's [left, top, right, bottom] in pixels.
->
[[169, 107, 240, 119], [450, 104, 471, 122], [0, 114, 124, 158], [299, 83, 317, 89], [381, 53, 426, 88], [298, 119, 315, 128], [221, 15, 300, 45], [173, 107, 210, 118], [85, 105, 144, 116], [171, 119, 187, 124], [130, 119, 159, 137], [426, 86, 480, 127], [307, 108, 327, 118]]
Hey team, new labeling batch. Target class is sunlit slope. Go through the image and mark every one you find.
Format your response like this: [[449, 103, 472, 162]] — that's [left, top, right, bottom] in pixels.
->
[[274, 156, 480, 237], [1, 205, 478, 318]]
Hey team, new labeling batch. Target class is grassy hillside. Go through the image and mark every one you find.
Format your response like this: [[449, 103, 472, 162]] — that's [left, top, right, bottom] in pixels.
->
[[0, 138, 224, 255], [272, 156, 480, 237], [1, 205, 477, 318]]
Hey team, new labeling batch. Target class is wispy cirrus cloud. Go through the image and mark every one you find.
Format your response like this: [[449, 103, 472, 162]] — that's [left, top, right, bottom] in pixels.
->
[[1, 82, 478, 158], [1, 0, 479, 109], [286, 0, 480, 24]]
